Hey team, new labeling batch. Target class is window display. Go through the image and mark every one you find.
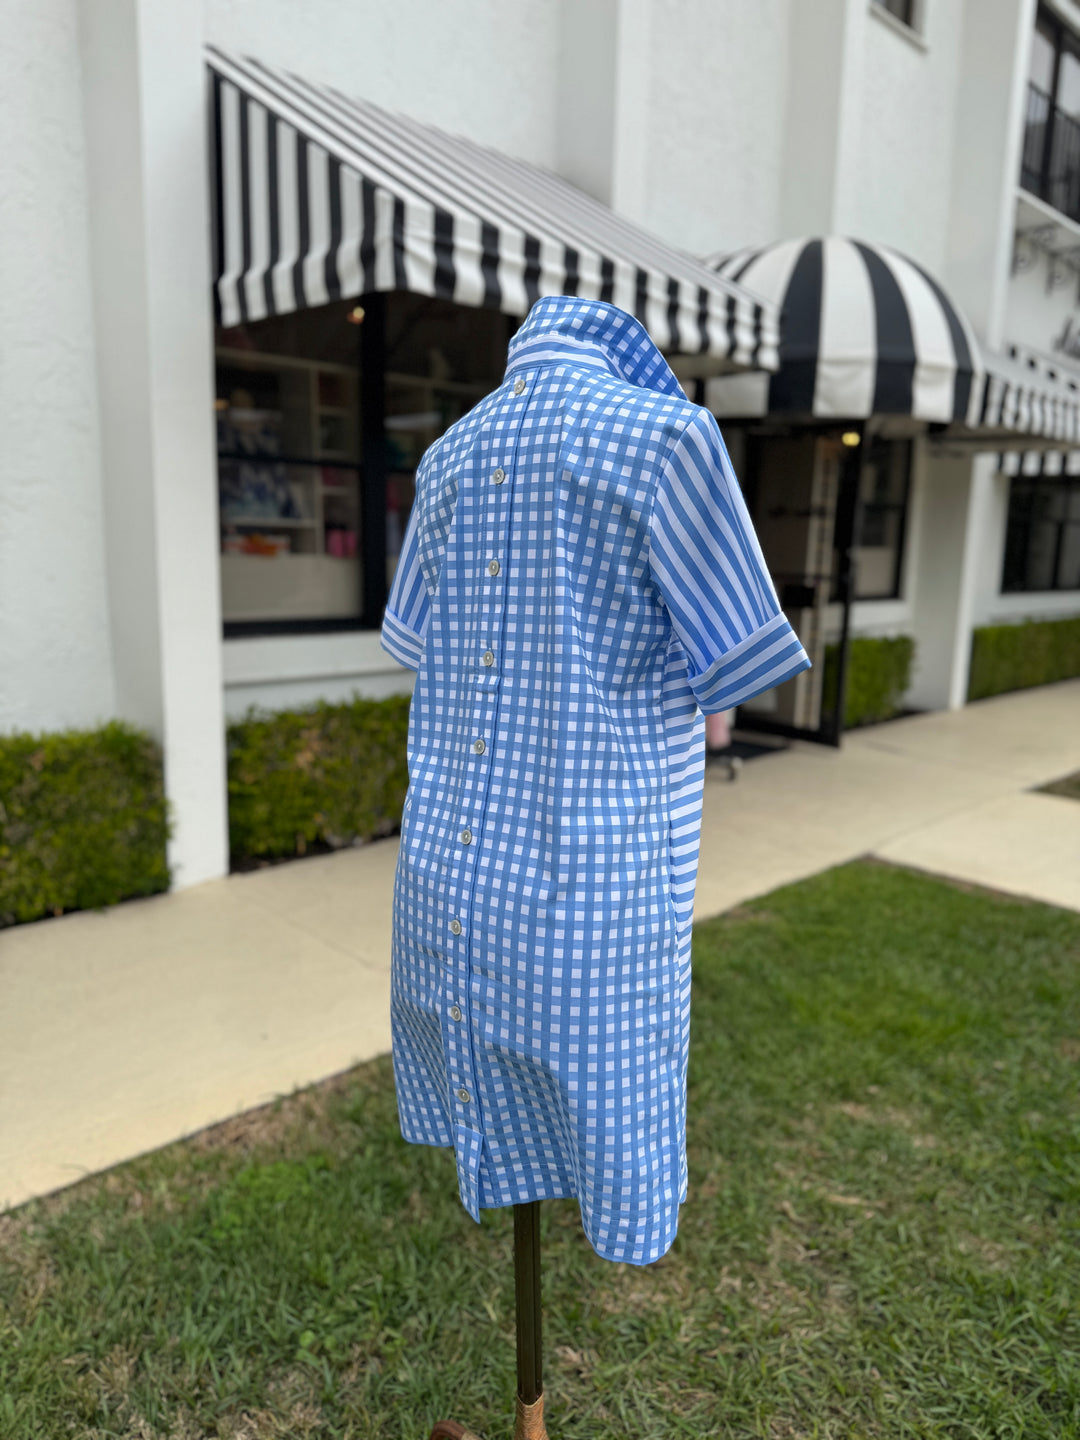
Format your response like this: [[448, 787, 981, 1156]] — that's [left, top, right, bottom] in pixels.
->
[[215, 294, 508, 634]]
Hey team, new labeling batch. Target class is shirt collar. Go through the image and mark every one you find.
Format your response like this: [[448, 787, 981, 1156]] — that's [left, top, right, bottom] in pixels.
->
[[504, 295, 686, 398]]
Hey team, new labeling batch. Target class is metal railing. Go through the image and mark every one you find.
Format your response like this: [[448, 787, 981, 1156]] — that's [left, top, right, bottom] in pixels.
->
[[1021, 80, 1080, 224]]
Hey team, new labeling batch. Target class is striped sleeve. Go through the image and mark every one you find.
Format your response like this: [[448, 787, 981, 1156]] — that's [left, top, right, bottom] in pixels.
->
[[648, 408, 811, 714], [380, 499, 430, 670]]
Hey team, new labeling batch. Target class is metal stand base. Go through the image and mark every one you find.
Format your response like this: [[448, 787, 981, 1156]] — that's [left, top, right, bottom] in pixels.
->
[[428, 1201, 550, 1440]]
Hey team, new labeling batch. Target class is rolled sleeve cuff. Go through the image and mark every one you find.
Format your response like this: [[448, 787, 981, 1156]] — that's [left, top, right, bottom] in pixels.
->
[[688, 611, 811, 714], [380, 609, 426, 671]]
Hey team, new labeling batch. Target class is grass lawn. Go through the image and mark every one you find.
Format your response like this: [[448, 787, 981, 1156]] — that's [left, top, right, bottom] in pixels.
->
[[2, 859, 1079, 1439]]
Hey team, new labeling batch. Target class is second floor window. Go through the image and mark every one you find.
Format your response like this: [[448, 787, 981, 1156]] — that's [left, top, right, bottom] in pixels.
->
[[872, 0, 917, 29], [1022, 9, 1080, 222]]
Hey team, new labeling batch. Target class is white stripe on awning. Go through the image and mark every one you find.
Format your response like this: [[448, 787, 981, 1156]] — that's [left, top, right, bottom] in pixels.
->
[[207, 46, 779, 370]]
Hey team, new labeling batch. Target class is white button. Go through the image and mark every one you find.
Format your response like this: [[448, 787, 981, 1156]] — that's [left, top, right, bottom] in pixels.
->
[[513, 378, 526, 395], [492, 467, 505, 484], [450, 918, 462, 935], [482, 650, 495, 667], [473, 738, 486, 755], [450, 1005, 462, 1022], [457, 1087, 470, 1103], [460, 828, 473, 845], [488, 559, 500, 577]]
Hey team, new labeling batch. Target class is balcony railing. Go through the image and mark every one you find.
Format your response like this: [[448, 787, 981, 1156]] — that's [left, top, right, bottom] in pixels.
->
[[1021, 80, 1080, 223]]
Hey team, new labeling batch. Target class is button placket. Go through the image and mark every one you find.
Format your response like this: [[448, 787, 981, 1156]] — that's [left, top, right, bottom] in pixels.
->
[[444, 372, 532, 1127]]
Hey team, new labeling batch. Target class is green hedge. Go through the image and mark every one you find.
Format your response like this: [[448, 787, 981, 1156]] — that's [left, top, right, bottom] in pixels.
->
[[227, 695, 411, 862], [822, 634, 916, 730], [0, 696, 412, 927], [0, 721, 170, 928], [967, 615, 1080, 702]]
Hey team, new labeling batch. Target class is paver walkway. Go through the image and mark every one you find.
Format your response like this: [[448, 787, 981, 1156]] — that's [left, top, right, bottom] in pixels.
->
[[2, 679, 1077, 1213]]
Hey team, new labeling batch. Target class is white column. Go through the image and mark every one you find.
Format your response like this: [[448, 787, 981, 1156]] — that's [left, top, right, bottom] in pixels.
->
[[79, 0, 228, 889], [944, 0, 1036, 349], [948, 455, 999, 709], [907, 450, 996, 712], [554, 0, 652, 219], [555, 0, 618, 204], [779, 0, 866, 237]]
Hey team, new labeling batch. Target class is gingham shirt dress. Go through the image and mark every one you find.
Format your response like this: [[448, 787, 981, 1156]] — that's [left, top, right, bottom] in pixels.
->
[[381, 296, 811, 1265]]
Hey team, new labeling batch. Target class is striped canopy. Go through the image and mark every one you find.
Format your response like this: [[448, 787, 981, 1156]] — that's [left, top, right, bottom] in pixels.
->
[[978, 344, 1080, 445], [999, 448, 1080, 477], [703, 235, 982, 423], [207, 47, 778, 371]]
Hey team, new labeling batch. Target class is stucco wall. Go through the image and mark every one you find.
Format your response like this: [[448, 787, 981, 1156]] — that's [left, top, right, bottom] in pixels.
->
[[204, 0, 563, 168], [0, 0, 115, 734], [841, 2, 964, 272], [640, 0, 789, 254]]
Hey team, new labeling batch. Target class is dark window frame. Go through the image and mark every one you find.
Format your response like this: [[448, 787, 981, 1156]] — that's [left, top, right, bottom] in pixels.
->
[[1020, 6, 1080, 223], [1001, 474, 1080, 592], [872, 0, 918, 30], [828, 435, 913, 604]]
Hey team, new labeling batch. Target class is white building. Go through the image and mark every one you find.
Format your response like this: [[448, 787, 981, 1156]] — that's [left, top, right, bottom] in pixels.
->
[[2, 0, 1078, 892]]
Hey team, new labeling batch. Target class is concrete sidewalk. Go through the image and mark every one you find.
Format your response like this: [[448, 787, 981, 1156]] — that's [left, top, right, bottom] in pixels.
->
[[2, 679, 1077, 1213]]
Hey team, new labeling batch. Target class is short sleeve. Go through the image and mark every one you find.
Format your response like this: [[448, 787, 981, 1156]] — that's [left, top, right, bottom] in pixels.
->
[[380, 499, 430, 671], [648, 408, 811, 714]]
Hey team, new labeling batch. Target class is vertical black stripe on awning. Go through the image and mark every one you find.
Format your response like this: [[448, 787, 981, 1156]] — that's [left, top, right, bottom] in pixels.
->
[[210, 74, 225, 324], [600, 257, 615, 304], [727, 249, 763, 284], [697, 286, 710, 354], [291, 138, 310, 311], [236, 92, 253, 324], [480, 221, 501, 308], [768, 239, 822, 413], [978, 371, 993, 426], [634, 267, 649, 325], [666, 277, 681, 353], [392, 197, 407, 290], [263, 112, 280, 318], [563, 246, 580, 297], [853, 241, 916, 415], [724, 293, 737, 359], [359, 177, 376, 293], [523, 234, 541, 306], [907, 256, 975, 421], [750, 303, 763, 367], [433, 208, 455, 300], [324, 155, 343, 301]]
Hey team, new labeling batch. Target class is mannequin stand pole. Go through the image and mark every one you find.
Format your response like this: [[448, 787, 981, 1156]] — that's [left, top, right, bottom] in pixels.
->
[[429, 1200, 550, 1440]]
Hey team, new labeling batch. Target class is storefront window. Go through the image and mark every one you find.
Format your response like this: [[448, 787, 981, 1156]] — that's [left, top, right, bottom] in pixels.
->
[[216, 301, 363, 632], [215, 295, 508, 635], [851, 437, 912, 601], [1002, 477, 1080, 592]]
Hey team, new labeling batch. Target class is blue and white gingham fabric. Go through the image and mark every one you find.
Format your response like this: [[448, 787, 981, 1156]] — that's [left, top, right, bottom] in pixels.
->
[[381, 296, 811, 1265]]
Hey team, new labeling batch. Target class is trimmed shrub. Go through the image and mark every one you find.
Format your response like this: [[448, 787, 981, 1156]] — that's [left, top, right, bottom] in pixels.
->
[[0, 722, 170, 928], [967, 614, 1080, 702], [227, 695, 411, 863], [822, 634, 916, 730]]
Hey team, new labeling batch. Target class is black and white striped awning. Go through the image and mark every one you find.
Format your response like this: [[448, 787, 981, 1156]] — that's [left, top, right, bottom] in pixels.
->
[[978, 344, 1080, 444], [207, 47, 778, 370], [702, 235, 982, 423], [998, 448, 1080, 476]]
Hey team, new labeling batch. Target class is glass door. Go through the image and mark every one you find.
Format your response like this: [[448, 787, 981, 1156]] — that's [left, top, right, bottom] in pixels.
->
[[735, 429, 859, 746]]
